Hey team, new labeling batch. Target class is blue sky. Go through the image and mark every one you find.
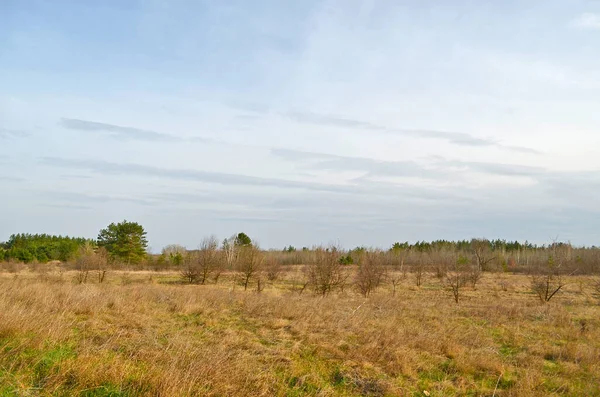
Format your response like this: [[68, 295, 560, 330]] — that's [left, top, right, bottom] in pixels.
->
[[1, 0, 600, 250]]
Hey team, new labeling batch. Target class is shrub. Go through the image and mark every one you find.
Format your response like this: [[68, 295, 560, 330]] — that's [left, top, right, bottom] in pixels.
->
[[305, 246, 348, 296], [355, 251, 386, 297]]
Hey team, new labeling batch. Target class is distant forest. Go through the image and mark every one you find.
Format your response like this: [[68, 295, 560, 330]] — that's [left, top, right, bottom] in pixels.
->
[[1, 231, 598, 269], [0, 233, 92, 263]]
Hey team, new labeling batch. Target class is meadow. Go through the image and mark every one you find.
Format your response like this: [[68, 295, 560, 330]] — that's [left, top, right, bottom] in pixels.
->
[[0, 266, 599, 396]]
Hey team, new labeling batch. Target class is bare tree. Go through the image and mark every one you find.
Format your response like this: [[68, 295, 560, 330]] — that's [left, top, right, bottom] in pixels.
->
[[196, 236, 221, 285], [236, 244, 264, 291], [412, 252, 427, 287], [531, 272, 567, 303], [390, 276, 402, 296], [445, 255, 469, 304], [386, 247, 408, 296], [95, 247, 109, 283], [305, 245, 347, 296], [355, 251, 386, 297], [222, 235, 238, 271], [213, 250, 225, 284], [530, 242, 575, 303], [471, 238, 495, 272]]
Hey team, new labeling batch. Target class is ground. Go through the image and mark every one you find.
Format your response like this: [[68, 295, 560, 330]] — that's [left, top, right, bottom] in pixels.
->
[[0, 269, 599, 396]]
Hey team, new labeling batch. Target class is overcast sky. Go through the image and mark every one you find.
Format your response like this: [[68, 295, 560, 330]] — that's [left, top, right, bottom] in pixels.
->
[[1, 0, 600, 250]]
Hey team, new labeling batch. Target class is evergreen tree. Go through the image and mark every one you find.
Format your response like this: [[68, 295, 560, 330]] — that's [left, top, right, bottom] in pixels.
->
[[97, 220, 148, 264]]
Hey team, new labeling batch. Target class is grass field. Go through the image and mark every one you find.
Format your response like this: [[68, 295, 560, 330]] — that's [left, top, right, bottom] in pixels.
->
[[0, 270, 599, 396]]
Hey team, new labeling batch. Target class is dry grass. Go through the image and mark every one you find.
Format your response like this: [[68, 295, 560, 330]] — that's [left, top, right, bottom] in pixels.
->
[[0, 269, 599, 396]]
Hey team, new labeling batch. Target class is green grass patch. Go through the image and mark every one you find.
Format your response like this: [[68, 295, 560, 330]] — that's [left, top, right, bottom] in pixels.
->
[[80, 383, 132, 397]]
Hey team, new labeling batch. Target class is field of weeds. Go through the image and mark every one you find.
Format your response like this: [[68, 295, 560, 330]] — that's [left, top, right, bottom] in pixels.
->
[[0, 270, 599, 396]]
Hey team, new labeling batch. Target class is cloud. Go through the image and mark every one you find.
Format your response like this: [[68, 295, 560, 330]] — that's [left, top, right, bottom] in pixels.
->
[[272, 148, 547, 181], [0, 176, 25, 182], [282, 111, 539, 153], [285, 111, 385, 131], [60, 118, 181, 142], [41, 157, 371, 194], [45, 191, 155, 206], [59, 174, 93, 180], [271, 148, 600, 212], [498, 145, 542, 155], [59, 118, 212, 143], [271, 148, 435, 179], [540, 171, 600, 206], [270, 148, 600, 215], [40, 204, 93, 211], [571, 13, 600, 30], [435, 159, 545, 177], [0, 128, 29, 139], [144, 191, 274, 209], [40, 156, 474, 207], [434, 158, 600, 192]]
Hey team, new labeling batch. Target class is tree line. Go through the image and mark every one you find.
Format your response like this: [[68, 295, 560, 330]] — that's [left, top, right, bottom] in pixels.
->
[[0, 221, 147, 265], [0, 233, 92, 263], [2, 221, 599, 278], [3, 220, 600, 303]]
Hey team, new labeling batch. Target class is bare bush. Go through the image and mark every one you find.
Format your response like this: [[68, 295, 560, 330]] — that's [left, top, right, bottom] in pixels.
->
[[1, 261, 22, 273], [467, 264, 482, 289], [430, 248, 453, 279], [264, 255, 282, 281], [355, 251, 386, 297], [497, 274, 510, 291], [305, 246, 347, 296], [530, 272, 567, 303], [212, 253, 224, 284], [268, 249, 307, 266], [73, 242, 109, 284], [179, 253, 198, 284], [291, 268, 310, 294], [594, 278, 600, 302], [339, 266, 352, 293]]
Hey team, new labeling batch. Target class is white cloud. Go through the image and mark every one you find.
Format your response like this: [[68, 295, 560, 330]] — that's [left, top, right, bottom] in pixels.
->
[[571, 13, 600, 30]]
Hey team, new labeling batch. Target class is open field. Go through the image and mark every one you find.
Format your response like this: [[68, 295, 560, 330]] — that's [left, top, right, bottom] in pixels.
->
[[1, 269, 599, 396]]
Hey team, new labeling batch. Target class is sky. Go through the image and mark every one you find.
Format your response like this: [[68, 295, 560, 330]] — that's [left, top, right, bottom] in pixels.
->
[[1, 0, 600, 251]]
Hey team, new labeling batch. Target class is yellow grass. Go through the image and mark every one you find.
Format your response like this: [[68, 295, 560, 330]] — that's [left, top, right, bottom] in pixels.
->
[[0, 270, 599, 396]]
